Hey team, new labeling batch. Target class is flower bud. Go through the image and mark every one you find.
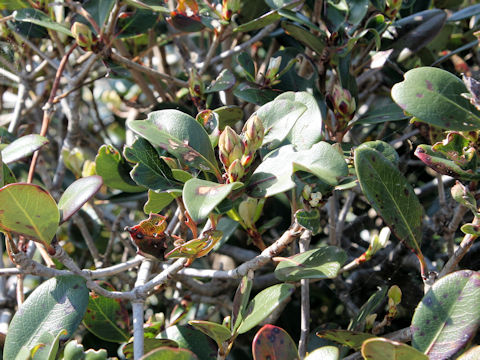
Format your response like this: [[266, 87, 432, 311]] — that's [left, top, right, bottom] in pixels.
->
[[227, 159, 244, 183], [385, 0, 402, 19], [82, 160, 96, 178], [242, 115, 264, 154], [71, 22, 95, 51], [222, 0, 241, 20], [265, 56, 282, 81], [388, 285, 402, 306], [328, 84, 356, 121], [238, 197, 258, 228], [219, 126, 244, 168]]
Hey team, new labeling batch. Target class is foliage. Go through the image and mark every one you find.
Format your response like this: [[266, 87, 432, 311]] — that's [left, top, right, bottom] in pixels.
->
[[0, 0, 480, 359]]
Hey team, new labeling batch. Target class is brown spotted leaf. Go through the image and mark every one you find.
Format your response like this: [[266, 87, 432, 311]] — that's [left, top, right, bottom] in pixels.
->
[[391, 67, 480, 131], [411, 270, 480, 360]]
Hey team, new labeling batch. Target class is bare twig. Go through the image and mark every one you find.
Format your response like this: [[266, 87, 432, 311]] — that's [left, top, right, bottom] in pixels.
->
[[444, 204, 468, 258], [73, 215, 103, 267], [133, 259, 153, 359], [298, 230, 312, 359]]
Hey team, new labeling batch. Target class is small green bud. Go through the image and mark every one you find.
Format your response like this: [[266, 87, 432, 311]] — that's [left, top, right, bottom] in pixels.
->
[[385, 0, 402, 19], [82, 159, 96, 178], [242, 115, 264, 155], [328, 84, 356, 121], [388, 285, 402, 305], [302, 184, 312, 201], [365, 313, 377, 330], [222, 0, 241, 20], [62, 147, 85, 177], [265, 56, 282, 81], [222, 315, 231, 328], [227, 159, 244, 183], [219, 126, 244, 168], [71, 22, 95, 51], [238, 197, 258, 228], [451, 181, 477, 214]]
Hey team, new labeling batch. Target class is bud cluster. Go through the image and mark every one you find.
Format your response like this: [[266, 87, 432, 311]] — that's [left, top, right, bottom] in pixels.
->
[[326, 84, 356, 136], [71, 22, 97, 51], [385, 0, 402, 19], [218, 115, 264, 183], [188, 69, 205, 110]]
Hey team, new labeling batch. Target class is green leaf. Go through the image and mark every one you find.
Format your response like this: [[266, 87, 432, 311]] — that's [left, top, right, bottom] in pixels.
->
[[248, 142, 348, 198], [354, 147, 424, 256], [58, 176, 103, 223], [274, 92, 324, 150], [188, 321, 231, 348], [352, 103, 409, 125], [411, 270, 480, 359], [122, 339, 178, 360], [237, 283, 295, 334], [391, 67, 480, 130], [237, 52, 256, 81], [316, 330, 375, 350], [0, 183, 59, 246], [234, 10, 281, 33], [232, 273, 254, 333], [281, 22, 326, 55], [143, 347, 199, 360], [144, 190, 178, 214], [30, 329, 66, 360], [348, 286, 387, 331], [123, 0, 170, 13], [128, 110, 220, 177], [83, 0, 115, 29], [252, 324, 298, 360], [123, 138, 181, 191], [1, 134, 48, 164], [448, 4, 480, 21], [117, 9, 160, 38], [347, 0, 369, 25], [0, 0, 28, 10], [205, 69, 236, 93], [213, 106, 244, 130], [256, 99, 307, 151], [304, 346, 339, 360], [295, 209, 321, 235], [457, 345, 480, 360], [13, 8, 73, 36], [4, 276, 89, 359], [95, 145, 144, 193], [358, 141, 399, 166], [274, 247, 347, 281], [362, 338, 428, 359], [158, 325, 217, 360], [233, 83, 278, 106], [64, 340, 108, 360], [82, 292, 130, 344], [183, 179, 243, 222]]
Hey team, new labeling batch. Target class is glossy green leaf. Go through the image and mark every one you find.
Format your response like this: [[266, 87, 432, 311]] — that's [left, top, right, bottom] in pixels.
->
[[188, 320, 231, 348], [234, 10, 281, 33], [64, 340, 108, 360], [456, 345, 480, 360], [304, 346, 339, 360], [316, 330, 375, 350], [232, 273, 254, 333], [95, 145, 144, 193], [58, 176, 103, 223], [143, 190, 178, 214], [295, 209, 321, 235], [256, 98, 307, 151], [348, 286, 387, 331], [205, 69, 236, 93], [158, 325, 217, 360], [275, 247, 347, 281], [347, 0, 369, 25], [411, 270, 480, 359], [252, 324, 298, 360], [124, 0, 170, 13], [1, 134, 48, 164], [122, 339, 178, 360], [354, 147, 424, 256], [237, 283, 295, 334], [237, 52, 255, 81], [128, 110, 220, 177], [391, 67, 480, 130], [0, 183, 59, 246], [4, 276, 89, 359], [281, 22, 326, 55], [248, 142, 348, 198], [83, 293, 130, 343], [124, 138, 181, 191], [0, 0, 28, 10], [275, 92, 324, 150], [143, 347, 199, 360], [233, 83, 279, 106], [183, 178, 243, 222], [362, 338, 428, 360], [13, 8, 73, 36], [117, 9, 160, 38], [448, 4, 480, 21]]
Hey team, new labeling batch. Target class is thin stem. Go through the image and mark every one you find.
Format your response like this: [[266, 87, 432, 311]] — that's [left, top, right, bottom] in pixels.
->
[[73, 215, 103, 267], [328, 192, 338, 246], [298, 230, 311, 359], [133, 259, 153, 359]]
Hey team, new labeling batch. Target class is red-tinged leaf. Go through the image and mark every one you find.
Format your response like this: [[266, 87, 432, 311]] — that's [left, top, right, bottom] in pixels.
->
[[252, 325, 299, 360], [125, 214, 170, 260], [58, 176, 103, 223]]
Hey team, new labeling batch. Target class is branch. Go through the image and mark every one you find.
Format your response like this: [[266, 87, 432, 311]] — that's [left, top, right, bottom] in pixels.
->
[[298, 230, 311, 359], [133, 260, 153, 359]]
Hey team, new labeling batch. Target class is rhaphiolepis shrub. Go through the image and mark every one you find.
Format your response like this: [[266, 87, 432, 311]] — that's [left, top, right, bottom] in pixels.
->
[[0, 0, 480, 359]]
